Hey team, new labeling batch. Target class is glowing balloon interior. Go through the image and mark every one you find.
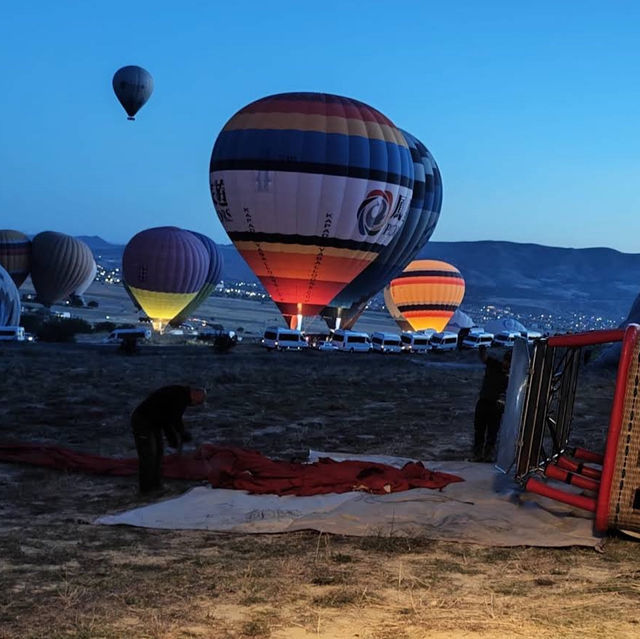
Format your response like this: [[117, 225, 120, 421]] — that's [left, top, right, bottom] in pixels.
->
[[387, 260, 465, 332]]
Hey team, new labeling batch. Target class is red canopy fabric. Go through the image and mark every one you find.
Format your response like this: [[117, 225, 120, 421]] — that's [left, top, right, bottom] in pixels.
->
[[0, 442, 463, 496]]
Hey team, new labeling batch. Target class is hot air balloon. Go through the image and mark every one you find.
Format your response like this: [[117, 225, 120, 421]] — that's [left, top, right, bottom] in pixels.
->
[[0, 230, 31, 288], [321, 129, 443, 330], [30, 232, 96, 307], [209, 92, 414, 329], [122, 227, 209, 330], [387, 260, 465, 332], [0, 264, 21, 326], [170, 231, 223, 327], [112, 65, 154, 120]]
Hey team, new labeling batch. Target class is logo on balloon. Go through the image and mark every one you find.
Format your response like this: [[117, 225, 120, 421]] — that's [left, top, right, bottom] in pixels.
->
[[357, 190, 393, 236]]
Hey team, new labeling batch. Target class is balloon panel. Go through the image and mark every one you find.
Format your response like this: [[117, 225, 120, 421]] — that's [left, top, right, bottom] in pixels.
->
[[170, 232, 223, 325], [210, 92, 413, 319], [321, 129, 443, 324]]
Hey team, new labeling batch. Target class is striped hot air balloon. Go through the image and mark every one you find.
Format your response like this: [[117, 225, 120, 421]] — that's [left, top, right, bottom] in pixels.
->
[[170, 231, 223, 326], [30, 232, 95, 307], [209, 92, 414, 329], [387, 260, 465, 332], [122, 227, 209, 329], [321, 129, 443, 329], [0, 230, 31, 288]]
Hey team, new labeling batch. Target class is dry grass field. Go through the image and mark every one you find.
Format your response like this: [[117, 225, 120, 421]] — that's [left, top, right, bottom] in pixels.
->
[[1, 336, 640, 639]]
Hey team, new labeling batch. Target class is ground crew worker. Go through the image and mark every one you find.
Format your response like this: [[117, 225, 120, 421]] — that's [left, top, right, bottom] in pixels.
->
[[473, 346, 511, 462], [131, 385, 206, 493]]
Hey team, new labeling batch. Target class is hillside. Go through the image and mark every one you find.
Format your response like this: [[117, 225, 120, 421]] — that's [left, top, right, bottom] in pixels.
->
[[80, 237, 640, 322]]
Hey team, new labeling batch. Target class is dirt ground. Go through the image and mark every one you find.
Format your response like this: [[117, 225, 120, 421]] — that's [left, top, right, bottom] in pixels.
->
[[1, 340, 639, 639]]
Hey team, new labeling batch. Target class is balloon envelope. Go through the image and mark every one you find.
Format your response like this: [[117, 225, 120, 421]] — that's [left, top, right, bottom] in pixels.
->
[[122, 226, 209, 324], [30, 232, 95, 307], [112, 65, 153, 120], [209, 92, 414, 326], [0, 230, 31, 288], [387, 260, 465, 332], [321, 129, 443, 329], [170, 231, 223, 326], [0, 264, 21, 326], [484, 317, 527, 335]]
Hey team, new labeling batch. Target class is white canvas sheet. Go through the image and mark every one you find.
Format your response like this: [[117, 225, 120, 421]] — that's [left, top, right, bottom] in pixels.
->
[[96, 452, 601, 547]]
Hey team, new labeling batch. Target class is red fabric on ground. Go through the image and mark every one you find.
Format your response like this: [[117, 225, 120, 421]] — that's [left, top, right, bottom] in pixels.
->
[[0, 442, 463, 496]]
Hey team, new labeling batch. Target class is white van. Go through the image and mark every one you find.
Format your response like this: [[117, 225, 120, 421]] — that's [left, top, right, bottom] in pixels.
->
[[371, 332, 403, 353], [401, 330, 435, 353], [0, 326, 25, 342], [492, 331, 520, 348], [331, 329, 371, 352], [261, 327, 308, 351], [520, 329, 543, 344], [429, 331, 458, 352], [461, 331, 494, 349], [103, 327, 152, 344]]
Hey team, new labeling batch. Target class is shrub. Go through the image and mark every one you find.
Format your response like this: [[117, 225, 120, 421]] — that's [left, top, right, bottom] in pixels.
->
[[93, 321, 116, 333], [36, 317, 93, 342]]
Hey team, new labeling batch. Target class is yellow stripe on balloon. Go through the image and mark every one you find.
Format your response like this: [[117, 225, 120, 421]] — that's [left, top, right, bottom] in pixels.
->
[[232, 240, 376, 261], [128, 286, 198, 322], [224, 113, 408, 146]]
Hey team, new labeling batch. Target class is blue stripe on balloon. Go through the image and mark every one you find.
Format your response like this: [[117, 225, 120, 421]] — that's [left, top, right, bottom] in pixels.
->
[[211, 129, 413, 182]]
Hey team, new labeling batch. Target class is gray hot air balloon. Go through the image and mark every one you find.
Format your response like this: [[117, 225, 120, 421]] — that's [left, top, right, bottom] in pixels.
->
[[30, 232, 96, 307], [0, 264, 21, 326], [112, 65, 154, 120]]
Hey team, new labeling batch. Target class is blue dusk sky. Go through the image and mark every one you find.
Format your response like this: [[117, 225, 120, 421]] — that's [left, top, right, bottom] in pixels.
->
[[1, 1, 639, 251]]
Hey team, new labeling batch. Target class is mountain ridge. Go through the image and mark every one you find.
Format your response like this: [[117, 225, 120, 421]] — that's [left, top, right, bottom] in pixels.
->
[[78, 236, 640, 320]]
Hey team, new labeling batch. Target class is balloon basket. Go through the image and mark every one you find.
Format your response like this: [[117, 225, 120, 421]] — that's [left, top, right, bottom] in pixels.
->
[[508, 325, 640, 536]]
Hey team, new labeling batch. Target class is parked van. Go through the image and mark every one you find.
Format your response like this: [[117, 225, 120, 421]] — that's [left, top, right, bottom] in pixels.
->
[[492, 331, 520, 348], [520, 329, 543, 344], [331, 329, 371, 352], [261, 327, 308, 351], [429, 331, 458, 352], [0, 326, 25, 342], [371, 332, 403, 353], [461, 331, 494, 349], [103, 327, 152, 344], [401, 331, 433, 353]]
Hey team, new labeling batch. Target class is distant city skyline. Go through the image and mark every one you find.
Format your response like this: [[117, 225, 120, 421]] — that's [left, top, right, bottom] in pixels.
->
[[2, 1, 639, 251]]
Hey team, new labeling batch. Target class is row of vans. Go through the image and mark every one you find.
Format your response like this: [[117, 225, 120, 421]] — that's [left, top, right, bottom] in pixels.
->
[[260, 326, 543, 353]]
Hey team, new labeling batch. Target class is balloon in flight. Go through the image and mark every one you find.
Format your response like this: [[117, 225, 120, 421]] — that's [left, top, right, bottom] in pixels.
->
[[30, 232, 96, 307], [387, 259, 465, 332], [112, 65, 154, 120], [209, 92, 414, 328], [0, 229, 31, 288]]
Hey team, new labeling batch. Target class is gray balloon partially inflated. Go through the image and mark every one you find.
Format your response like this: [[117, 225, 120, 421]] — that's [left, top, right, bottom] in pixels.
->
[[0, 264, 21, 326], [30, 232, 95, 307], [112, 65, 154, 120]]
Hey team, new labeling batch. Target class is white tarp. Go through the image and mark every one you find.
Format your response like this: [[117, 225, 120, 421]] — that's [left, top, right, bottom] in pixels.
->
[[96, 452, 601, 547]]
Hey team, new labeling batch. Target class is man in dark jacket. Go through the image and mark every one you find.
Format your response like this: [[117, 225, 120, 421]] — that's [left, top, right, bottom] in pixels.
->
[[473, 347, 511, 462], [131, 385, 206, 493]]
